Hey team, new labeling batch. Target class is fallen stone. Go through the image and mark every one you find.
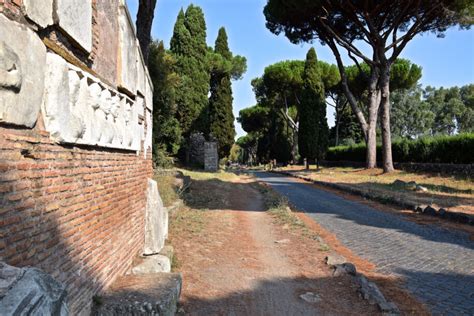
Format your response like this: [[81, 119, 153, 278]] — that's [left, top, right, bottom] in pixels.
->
[[92, 273, 182, 316], [333, 263, 357, 277], [299, 292, 321, 304], [438, 208, 447, 218], [415, 185, 428, 192], [423, 205, 437, 216], [325, 253, 347, 266], [274, 239, 290, 244], [130, 255, 171, 275], [355, 274, 400, 315], [0, 262, 68, 316]]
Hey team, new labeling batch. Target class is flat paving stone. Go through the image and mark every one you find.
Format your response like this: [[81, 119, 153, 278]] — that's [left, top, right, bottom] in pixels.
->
[[255, 172, 474, 315]]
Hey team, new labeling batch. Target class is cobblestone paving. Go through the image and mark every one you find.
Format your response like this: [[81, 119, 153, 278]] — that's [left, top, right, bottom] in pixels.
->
[[255, 172, 474, 315]]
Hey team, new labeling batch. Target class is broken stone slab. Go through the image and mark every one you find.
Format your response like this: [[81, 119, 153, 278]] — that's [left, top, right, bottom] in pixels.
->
[[55, 0, 92, 52], [0, 15, 47, 128], [92, 273, 182, 316], [130, 255, 171, 275], [325, 253, 347, 266], [0, 262, 68, 316], [355, 274, 400, 315], [144, 179, 168, 255], [24, 0, 54, 28]]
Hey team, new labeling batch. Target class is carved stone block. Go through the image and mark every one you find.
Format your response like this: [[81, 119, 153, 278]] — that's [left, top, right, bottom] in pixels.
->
[[55, 0, 92, 52], [42, 54, 145, 151], [0, 15, 46, 128], [24, 0, 53, 28], [118, 4, 137, 94]]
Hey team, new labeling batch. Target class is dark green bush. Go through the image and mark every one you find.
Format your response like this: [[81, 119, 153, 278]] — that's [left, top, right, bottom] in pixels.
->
[[326, 133, 474, 164]]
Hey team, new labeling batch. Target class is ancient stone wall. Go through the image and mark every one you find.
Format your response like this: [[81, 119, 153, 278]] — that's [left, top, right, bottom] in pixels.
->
[[0, 0, 154, 313]]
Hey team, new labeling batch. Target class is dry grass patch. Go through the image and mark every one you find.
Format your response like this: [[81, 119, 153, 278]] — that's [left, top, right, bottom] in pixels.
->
[[280, 166, 474, 214]]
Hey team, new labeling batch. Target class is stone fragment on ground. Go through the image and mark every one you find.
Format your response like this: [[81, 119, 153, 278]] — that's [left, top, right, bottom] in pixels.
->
[[130, 255, 171, 275], [299, 292, 322, 304], [92, 273, 182, 316], [274, 238, 290, 244], [415, 185, 428, 192], [333, 263, 357, 277], [355, 274, 400, 315], [0, 262, 68, 316], [325, 253, 347, 266]]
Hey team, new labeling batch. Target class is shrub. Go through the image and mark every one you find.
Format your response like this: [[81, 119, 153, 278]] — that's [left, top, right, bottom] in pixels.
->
[[326, 133, 474, 164]]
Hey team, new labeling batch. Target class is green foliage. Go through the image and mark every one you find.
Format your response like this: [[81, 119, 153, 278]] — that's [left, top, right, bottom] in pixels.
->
[[298, 48, 328, 164], [327, 134, 474, 164], [424, 85, 473, 135], [390, 86, 434, 139], [331, 104, 365, 145], [148, 41, 182, 167], [238, 105, 270, 134], [170, 5, 210, 136], [209, 27, 246, 159], [209, 74, 235, 158]]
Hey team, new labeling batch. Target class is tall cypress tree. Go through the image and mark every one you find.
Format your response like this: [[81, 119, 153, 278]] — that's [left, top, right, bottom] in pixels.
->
[[170, 5, 210, 136], [299, 48, 328, 168], [209, 28, 236, 159], [148, 41, 181, 166]]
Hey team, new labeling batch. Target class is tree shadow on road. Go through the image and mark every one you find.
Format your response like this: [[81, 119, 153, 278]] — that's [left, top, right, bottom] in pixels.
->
[[252, 172, 474, 251]]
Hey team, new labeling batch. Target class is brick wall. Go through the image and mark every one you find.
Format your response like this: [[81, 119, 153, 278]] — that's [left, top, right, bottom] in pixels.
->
[[0, 0, 155, 313], [0, 125, 153, 313]]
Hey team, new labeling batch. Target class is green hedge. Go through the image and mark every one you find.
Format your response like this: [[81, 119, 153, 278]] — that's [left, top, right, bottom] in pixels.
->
[[326, 133, 474, 164]]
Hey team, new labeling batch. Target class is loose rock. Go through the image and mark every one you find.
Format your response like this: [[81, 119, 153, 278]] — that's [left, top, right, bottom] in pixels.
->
[[0, 262, 68, 316], [299, 292, 321, 304], [325, 253, 347, 266]]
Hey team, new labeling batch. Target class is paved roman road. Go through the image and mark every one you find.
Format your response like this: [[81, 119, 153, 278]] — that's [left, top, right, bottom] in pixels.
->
[[254, 172, 474, 316]]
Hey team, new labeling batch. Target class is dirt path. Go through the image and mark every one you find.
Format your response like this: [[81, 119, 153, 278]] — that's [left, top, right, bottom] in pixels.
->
[[170, 174, 379, 315]]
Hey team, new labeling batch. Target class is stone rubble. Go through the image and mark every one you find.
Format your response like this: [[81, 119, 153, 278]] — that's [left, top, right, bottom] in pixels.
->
[[0, 262, 68, 316]]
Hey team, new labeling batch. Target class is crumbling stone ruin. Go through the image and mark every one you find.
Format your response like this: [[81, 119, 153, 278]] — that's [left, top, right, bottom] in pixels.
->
[[0, 1, 173, 314]]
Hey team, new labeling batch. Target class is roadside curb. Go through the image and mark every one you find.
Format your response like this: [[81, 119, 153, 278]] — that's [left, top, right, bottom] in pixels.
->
[[270, 170, 474, 226]]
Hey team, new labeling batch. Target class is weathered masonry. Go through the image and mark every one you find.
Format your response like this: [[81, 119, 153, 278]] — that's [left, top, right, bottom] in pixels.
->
[[0, 0, 159, 314]]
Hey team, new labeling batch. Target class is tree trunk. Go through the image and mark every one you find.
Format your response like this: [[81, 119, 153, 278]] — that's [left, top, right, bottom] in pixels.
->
[[379, 67, 395, 173], [136, 0, 158, 63], [365, 68, 381, 169]]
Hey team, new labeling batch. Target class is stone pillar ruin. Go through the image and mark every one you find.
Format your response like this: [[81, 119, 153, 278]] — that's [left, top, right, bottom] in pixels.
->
[[204, 141, 219, 171]]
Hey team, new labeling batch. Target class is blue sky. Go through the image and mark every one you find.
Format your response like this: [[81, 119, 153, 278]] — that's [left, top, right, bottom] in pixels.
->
[[126, 0, 474, 138]]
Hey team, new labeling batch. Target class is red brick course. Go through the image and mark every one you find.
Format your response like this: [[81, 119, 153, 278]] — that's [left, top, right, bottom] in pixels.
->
[[0, 126, 153, 314]]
